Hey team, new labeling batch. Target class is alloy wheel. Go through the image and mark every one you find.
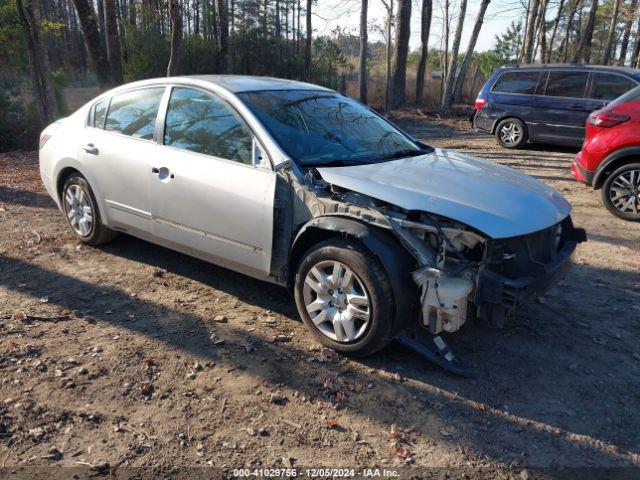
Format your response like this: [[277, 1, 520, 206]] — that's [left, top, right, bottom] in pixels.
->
[[499, 122, 523, 146], [302, 260, 371, 343], [64, 184, 94, 237], [609, 169, 640, 215]]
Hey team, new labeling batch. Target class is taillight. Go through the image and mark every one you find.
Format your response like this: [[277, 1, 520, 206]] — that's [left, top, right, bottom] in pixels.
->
[[475, 97, 487, 110], [588, 112, 630, 128], [39, 122, 60, 149], [39, 132, 52, 149]]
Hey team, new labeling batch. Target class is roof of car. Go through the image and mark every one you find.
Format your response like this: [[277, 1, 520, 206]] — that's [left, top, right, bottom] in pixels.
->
[[501, 64, 640, 75], [181, 75, 330, 93]]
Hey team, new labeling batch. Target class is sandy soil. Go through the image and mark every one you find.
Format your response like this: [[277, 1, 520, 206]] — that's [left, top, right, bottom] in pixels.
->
[[1, 109, 639, 479]]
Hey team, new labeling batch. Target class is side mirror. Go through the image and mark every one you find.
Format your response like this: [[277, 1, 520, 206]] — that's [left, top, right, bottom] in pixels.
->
[[253, 138, 269, 169]]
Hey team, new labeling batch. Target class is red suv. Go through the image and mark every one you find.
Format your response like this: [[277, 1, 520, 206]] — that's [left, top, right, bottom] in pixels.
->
[[572, 86, 640, 220]]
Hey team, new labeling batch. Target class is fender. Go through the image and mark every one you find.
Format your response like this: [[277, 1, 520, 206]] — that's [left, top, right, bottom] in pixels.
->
[[291, 216, 419, 333], [53, 161, 111, 227], [592, 146, 640, 189]]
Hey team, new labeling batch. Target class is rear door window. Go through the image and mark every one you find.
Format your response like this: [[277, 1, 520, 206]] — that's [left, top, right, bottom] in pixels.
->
[[590, 73, 637, 101], [105, 87, 165, 140], [544, 71, 589, 98], [492, 72, 541, 94]]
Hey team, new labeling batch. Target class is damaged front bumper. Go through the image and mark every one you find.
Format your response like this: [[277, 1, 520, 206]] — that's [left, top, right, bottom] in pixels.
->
[[407, 216, 586, 333], [476, 235, 580, 327]]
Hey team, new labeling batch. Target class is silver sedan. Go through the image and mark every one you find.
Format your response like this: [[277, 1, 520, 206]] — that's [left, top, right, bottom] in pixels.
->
[[39, 75, 585, 362]]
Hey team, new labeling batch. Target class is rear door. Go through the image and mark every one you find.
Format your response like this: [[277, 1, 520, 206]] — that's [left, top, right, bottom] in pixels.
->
[[149, 86, 276, 277], [78, 86, 166, 233], [533, 70, 594, 144]]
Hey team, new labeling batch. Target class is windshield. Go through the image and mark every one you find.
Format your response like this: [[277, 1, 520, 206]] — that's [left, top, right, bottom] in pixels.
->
[[608, 84, 640, 108], [237, 89, 430, 166]]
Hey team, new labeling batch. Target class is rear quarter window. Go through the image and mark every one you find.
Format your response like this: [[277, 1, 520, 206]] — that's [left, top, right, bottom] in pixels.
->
[[492, 72, 541, 94], [590, 73, 638, 101], [93, 99, 108, 128]]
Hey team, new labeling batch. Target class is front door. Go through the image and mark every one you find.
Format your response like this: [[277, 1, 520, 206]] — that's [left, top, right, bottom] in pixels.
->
[[150, 86, 276, 277]]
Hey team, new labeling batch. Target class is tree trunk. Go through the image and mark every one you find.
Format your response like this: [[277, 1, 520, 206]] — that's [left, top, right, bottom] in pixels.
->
[[128, 0, 136, 26], [602, 0, 622, 64], [384, 0, 392, 110], [452, 0, 490, 104], [618, 0, 638, 64], [304, 0, 311, 79], [577, 0, 598, 63], [16, 0, 59, 126], [523, 0, 539, 62], [72, 0, 113, 87], [632, 20, 640, 67], [415, 0, 432, 104], [519, 0, 531, 61], [441, 0, 466, 106], [358, 0, 368, 103], [390, 0, 411, 108], [167, 0, 182, 75], [104, 0, 122, 83], [547, 0, 564, 62], [216, 0, 228, 72], [536, 0, 547, 62], [560, 0, 578, 61], [194, 0, 200, 35], [275, 0, 280, 36]]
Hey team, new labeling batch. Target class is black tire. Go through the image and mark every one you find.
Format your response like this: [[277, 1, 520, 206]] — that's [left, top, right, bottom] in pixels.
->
[[293, 239, 396, 357], [495, 118, 528, 149], [62, 173, 118, 245], [601, 162, 640, 221]]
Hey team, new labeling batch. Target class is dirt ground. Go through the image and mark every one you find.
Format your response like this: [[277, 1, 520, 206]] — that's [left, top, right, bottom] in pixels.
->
[[1, 109, 639, 479]]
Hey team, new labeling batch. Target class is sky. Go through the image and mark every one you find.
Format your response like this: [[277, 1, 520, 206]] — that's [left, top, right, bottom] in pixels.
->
[[314, 0, 526, 53]]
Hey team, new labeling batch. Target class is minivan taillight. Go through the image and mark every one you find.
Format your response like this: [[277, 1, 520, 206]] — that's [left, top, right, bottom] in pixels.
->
[[588, 112, 630, 128], [475, 97, 487, 110]]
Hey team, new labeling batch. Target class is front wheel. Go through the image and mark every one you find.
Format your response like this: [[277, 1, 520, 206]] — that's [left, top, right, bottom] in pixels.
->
[[293, 239, 396, 356], [601, 163, 640, 221], [495, 118, 528, 149]]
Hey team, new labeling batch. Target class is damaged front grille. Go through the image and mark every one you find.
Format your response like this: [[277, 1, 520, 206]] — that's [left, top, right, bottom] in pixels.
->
[[486, 218, 569, 280]]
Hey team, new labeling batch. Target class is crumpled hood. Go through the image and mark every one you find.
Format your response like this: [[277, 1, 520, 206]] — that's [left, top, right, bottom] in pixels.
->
[[317, 148, 571, 239]]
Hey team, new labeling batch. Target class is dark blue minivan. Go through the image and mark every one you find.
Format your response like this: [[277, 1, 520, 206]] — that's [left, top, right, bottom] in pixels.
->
[[472, 64, 640, 148]]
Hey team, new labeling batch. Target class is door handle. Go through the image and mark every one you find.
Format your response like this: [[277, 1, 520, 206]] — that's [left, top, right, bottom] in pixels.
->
[[82, 143, 99, 155], [152, 166, 174, 179]]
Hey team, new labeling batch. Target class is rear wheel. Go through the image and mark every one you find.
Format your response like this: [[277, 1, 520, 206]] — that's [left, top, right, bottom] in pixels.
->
[[62, 174, 118, 245], [294, 239, 396, 356], [496, 118, 528, 149], [601, 163, 640, 221]]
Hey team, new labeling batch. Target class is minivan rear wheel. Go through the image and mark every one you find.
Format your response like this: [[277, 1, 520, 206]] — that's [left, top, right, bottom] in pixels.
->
[[293, 239, 396, 356], [602, 163, 640, 221], [496, 118, 528, 149]]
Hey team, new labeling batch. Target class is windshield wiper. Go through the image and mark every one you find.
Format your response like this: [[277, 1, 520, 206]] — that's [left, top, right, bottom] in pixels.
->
[[300, 158, 372, 167], [377, 149, 429, 161]]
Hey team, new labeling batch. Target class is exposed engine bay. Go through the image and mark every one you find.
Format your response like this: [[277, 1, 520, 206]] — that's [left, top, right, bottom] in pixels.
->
[[272, 163, 587, 338]]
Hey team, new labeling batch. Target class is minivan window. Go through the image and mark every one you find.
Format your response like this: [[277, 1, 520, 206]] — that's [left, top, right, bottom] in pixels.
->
[[608, 85, 640, 107], [163, 87, 253, 164], [93, 99, 108, 128], [105, 87, 165, 140], [590, 73, 637, 101], [492, 72, 540, 94], [544, 71, 588, 98]]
